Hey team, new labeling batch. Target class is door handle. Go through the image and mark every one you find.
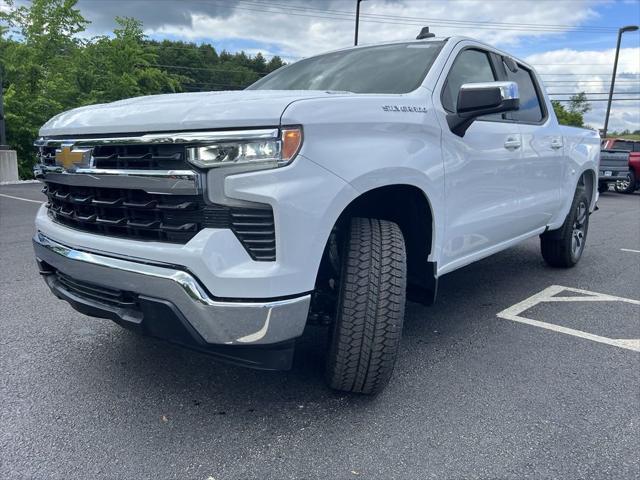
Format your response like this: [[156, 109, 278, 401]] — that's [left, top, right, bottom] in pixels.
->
[[504, 137, 521, 150], [550, 139, 563, 150]]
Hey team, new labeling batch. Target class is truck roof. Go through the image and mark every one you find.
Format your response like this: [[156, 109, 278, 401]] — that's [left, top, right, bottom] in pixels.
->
[[298, 36, 536, 74]]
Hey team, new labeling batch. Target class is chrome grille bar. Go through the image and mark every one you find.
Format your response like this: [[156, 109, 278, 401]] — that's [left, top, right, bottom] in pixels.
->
[[34, 128, 278, 147], [34, 168, 200, 195]]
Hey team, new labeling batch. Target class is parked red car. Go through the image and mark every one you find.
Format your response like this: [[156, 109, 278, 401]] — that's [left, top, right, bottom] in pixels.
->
[[602, 138, 640, 193]]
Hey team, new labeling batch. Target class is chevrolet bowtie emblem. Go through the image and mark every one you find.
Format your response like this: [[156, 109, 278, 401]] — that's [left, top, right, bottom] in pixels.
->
[[55, 146, 92, 169]]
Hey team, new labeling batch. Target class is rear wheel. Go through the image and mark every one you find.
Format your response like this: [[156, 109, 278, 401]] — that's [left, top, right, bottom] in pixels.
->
[[540, 185, 590, 268], [615, 170, 636, 194], [326, 217, 407, 395]]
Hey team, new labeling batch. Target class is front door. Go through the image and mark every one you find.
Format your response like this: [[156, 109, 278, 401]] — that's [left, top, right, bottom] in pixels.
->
[[435, 46, 531, 271]]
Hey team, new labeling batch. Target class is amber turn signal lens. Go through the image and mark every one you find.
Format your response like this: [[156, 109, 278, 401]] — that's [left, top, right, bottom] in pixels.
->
[[281, 128, 302, 161]]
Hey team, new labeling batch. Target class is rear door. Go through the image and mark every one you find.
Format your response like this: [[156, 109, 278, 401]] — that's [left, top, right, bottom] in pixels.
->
[[501, 60, 564, 226]]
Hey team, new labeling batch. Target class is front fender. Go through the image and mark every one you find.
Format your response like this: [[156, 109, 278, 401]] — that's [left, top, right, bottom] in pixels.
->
[[281, 94, 445, 264]]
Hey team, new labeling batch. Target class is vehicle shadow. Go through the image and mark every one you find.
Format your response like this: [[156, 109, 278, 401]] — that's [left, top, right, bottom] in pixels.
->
[[76, 236, 550, 413]]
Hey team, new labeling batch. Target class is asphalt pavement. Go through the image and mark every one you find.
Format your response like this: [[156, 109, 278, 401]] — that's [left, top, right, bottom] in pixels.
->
[[1, 183, 639, 480]]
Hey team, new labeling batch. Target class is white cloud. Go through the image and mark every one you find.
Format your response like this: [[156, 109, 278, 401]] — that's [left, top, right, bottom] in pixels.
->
[[147, 0, 636, 132], [148, 0, 603, 58], [526, 47, 640, 131]]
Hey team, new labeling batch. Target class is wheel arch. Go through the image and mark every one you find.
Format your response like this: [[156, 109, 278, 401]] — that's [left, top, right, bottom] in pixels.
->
[[314, 183, 438, 305], [580, 168, 596, 206]]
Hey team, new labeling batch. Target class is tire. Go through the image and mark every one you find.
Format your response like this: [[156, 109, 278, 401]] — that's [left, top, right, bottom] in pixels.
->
[[615, 170, 636, 194], [540, 185, 590, 268], [598, 182, 608, 193], [326, 217, 407, 395]]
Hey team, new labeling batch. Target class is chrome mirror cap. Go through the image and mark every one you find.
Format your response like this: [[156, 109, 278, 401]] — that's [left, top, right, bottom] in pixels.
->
[[459, 81, 519, 102]]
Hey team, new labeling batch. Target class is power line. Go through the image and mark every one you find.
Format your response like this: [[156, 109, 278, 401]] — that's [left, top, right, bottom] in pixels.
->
[[542, 80, 639, 83], [226, 0, 620, 33], [547, 92, 640, 95], [533, 63, 615, 66], [150, 0, 623, 35], [176, 84, 640, 100], [144, 63, 270, 75], [539, 73, 640, 76], [142, 43, 297, 60], [92, 0, 620, 33], [141, 63, 640, 83], [552, 98, 640, 102]]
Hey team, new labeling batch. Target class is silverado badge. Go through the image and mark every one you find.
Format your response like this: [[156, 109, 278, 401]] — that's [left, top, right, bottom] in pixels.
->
[[381, 105, 428, 113]]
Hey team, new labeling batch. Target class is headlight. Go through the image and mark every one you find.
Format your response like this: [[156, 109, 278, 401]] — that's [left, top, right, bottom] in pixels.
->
[[186, 127, 302, 170]]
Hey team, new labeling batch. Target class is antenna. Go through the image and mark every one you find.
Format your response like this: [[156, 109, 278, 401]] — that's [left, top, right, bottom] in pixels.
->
[[416, 27, 435, 39]]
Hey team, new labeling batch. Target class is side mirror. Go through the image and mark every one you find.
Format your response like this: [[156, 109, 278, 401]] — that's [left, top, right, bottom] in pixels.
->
[[447, 81, 519, 137]]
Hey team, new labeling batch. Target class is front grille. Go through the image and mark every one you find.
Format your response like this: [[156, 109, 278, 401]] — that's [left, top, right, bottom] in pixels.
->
[[39, 144, 189, 170], [56, 270, 138, 309], [44, 181, 276, 261]]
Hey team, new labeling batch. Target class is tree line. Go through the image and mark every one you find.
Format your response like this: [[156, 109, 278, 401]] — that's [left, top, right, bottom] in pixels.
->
[[1, 0, 595, 179], [0, 0, 285, 177]]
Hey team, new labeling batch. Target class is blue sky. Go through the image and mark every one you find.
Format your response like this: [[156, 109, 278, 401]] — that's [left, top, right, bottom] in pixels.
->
[[511, 1, 639, 56]]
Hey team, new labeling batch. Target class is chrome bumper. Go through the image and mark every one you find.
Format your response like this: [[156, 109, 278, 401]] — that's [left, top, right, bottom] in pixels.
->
[[33, 232, 310, 345]]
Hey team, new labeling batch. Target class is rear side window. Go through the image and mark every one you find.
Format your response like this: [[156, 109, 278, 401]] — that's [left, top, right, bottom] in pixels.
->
[[505, 64, 544, 123], [442, 49, 496, 112]]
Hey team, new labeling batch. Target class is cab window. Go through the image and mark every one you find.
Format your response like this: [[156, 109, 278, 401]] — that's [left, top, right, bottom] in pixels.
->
[[442, 49, 496, 113], [504, 63, 544, 123]]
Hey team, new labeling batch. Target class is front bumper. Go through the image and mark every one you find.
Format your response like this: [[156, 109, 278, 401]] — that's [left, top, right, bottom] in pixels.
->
[[33, 232, 310, 353]]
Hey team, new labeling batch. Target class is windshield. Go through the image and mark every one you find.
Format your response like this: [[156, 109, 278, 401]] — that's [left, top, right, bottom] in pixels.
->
[[248, 41, 445, 94]]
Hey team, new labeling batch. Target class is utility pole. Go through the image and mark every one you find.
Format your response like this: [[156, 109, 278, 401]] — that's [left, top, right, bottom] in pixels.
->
[[354, 0, 364, 46], [603, 25, 639, 138], [0, 64, 7, 149]]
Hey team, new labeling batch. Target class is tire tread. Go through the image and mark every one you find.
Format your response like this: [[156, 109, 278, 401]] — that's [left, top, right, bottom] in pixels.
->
[[540, 185, 589, 268], [326, 218, 407, 394]]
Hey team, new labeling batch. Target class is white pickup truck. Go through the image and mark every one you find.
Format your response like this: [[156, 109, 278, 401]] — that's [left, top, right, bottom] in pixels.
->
[[33, 34, 600, 394]]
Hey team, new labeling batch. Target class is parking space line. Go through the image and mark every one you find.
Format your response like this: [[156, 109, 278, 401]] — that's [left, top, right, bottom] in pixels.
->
[[0, 193, 44, 204], [621, 248, 640, 254], [497, 285, 640, 353]]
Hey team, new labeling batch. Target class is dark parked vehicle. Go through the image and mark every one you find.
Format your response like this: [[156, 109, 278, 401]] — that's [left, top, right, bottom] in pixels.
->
[[598, 149, 629, 193], [601, 138, 640, 194]]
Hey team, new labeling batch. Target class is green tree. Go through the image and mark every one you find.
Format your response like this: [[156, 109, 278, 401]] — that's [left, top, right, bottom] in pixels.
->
[[0, 0, 286, 178], [0, 0, 88, 177], [79, 17, 180, 104], [552, 92, 591, 128], [568, 92, 591, 116]]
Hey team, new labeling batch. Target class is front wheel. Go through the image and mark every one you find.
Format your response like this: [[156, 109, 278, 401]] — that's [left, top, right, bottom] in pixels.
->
[[540, 185, 590, 268], [615, 171, 636, 194], [325, 217, 407, 395]]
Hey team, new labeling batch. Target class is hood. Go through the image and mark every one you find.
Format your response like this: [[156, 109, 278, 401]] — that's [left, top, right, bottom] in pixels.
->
[[39, 90, 352, 137]]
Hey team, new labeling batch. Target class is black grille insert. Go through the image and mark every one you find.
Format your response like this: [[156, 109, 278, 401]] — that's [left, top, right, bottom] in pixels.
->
[[44, 181, 276, 260], [38, 144, 189, 170], [56, 271, 138, 309]]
